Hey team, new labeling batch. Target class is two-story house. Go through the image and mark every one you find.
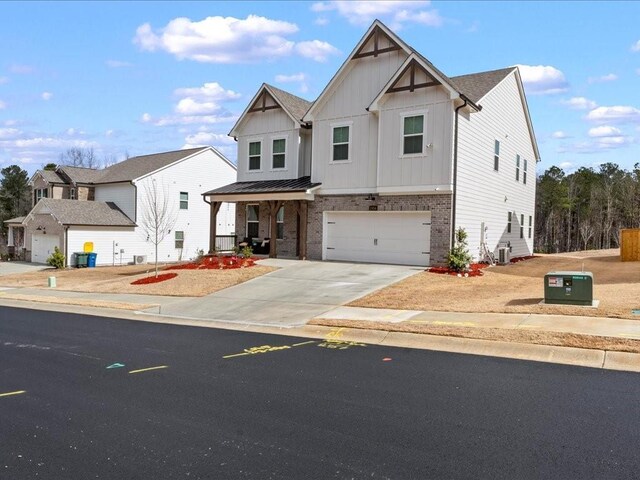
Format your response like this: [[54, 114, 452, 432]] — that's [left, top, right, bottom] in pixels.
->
[[203, 20, 539, 266], [7, 147, 236, 266]]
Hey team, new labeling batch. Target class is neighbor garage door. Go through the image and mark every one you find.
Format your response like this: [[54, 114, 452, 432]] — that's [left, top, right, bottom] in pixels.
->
[[324, 211, 431, 266], [31, 234, 60, 264]]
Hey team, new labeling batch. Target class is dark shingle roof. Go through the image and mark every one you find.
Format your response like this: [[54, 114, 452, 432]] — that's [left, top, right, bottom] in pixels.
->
[[58, 165, 103, 184], [39, 170, 66, 184], [95, 147, 208, 183], [38, 199, 135, 226], [451, 67, 517, 104], [203, 176, 320, 196], [265, 84, 313, 123]]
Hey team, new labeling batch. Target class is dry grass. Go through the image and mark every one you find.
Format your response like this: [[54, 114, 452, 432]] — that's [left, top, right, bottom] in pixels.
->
[[0, 293, 155, 311], [310, 318, 640, 354], [0, 263, 277, 297], [350, 249, 640, 320]]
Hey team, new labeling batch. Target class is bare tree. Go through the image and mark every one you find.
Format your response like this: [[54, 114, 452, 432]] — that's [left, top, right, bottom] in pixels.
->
[[59, 147, 100, 168], [139, 179, 177, 277]]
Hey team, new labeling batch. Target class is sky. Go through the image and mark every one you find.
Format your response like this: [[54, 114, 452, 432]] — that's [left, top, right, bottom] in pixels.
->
[[1, 1, 639, 177]]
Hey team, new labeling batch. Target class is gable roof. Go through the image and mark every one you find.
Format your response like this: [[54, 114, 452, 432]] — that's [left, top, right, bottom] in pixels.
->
[[4, 216, 25, 225], [450, 67, 517, 104], [35, 169, 66, 184], [31, 199, 135, 226], [58, 165, 103, 184]]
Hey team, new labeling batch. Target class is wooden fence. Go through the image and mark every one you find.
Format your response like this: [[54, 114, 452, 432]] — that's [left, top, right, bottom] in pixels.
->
[[620, 229, 640, 262]]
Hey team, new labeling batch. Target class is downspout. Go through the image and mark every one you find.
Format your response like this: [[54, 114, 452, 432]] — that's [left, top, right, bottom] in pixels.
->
[[203, 195, 214, 254], [64, 226, 69, 268], [451, 99, 468, 249]]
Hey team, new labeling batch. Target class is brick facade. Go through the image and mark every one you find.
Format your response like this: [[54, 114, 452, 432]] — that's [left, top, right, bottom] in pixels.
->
[[236, 201, 300, 257], [24, 213, 65, 262]]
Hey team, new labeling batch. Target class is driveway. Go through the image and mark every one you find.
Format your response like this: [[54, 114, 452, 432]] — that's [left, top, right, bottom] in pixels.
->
[[0, 261, 46, 277], [146, 259, 421, 327]]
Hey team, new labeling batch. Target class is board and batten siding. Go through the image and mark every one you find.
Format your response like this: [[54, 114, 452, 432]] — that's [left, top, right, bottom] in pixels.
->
[[312, 50, 408, 193], [456, 72, 536, 260], [236, 109, 300, 182], [377, 85, 454, 192], [94, 183, 136, 221]]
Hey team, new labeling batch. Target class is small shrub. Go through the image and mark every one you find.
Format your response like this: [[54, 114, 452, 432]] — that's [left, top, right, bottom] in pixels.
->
[[241, 245, 253, 258], [47, 247, 66, 269], [447, 227, 472, 273]]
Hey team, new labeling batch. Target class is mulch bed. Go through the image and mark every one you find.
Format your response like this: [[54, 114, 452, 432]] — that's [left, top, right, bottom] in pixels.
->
[[165, 255, 256, 271], [131, 272, 178, 285], [428, 263, 489, 277]]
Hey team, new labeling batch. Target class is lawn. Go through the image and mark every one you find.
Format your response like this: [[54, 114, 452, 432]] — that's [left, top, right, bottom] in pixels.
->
[[350, 249, 640, 320]]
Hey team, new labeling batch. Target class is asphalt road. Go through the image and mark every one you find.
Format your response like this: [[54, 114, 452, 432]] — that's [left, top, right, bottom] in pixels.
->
[[2, 306, 640, 479]]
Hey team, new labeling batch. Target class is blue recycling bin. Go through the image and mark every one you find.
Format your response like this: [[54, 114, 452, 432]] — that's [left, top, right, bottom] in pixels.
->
[[87, 252, 97, 268]]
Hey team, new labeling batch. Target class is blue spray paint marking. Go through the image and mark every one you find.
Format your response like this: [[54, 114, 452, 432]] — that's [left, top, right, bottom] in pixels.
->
[[106, 363, 125, 369]]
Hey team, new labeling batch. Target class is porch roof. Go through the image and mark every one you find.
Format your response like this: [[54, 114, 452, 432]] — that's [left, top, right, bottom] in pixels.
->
[[4, 216, 25, 225], [203, 176, 321, 202]]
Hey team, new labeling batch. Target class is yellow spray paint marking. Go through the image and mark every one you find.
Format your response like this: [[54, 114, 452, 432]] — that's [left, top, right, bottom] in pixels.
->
[[0, 390, 26, 398], [223, 341, 317, 359], [128, 365, 168, 374], [318, 339, 366, 350]]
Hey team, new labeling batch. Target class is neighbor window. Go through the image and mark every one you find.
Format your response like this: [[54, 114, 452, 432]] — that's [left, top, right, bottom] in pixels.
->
[[494, 140, 500, 171], [403, 115, 424, 155], [70, 188, 76, 200], [248, 141, 261, 170], [34, 188, 48, 204], [528, 215, 532, 239], [332, 125, 350, 161], [523, 159, 528, 185], [175, 231, 184, 249], [246, 204, 259, 238], [507, 211, 512, 234], [272, 138, 286, 169], [520, 214, 524, 239], [515, 155, 520, 182], [180, 192, 188, 210], [276, 206, 284, 240]]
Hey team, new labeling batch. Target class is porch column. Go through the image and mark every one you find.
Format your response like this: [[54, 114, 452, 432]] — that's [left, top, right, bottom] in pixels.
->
[[7, 226, 14, 247], [208, 201, 222, 254], [267, 200, 284, 258], [298, 200, 308, 260]]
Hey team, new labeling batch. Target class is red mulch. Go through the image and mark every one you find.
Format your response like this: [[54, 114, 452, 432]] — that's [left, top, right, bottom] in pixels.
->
[[131, 272, 178, 285], [427, 263, 488, 277], [510, 255, 538, 263], [165, 255, 257, 271]]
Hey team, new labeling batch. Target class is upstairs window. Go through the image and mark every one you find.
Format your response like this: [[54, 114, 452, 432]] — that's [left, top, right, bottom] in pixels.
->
[[276, 206, 284, 240], [70, 188, 76, 200], [403, 115, 424, 155], [332, 125, 350, 161], [523, 159, 528, 185], [494, 140, 500, 171], [180, 192, 189, 210], [528, 215, 533, 239], [34, 188, 48, 204], [246, 204, 259, 238], [520, 214, 524, 239], [507, 211, 512, 234], [175, 231, 184, 249], [515, 155, 520, 182], [272, 138, 286, 169], [248, 141, 261, 170]]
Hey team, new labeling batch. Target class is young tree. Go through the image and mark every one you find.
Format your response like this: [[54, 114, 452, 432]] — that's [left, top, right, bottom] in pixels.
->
[[139, 180, 177, 277]]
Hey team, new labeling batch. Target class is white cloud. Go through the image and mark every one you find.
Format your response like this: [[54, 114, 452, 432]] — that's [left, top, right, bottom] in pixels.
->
[[586, 105, 640, 124], [312, 1, 442, 28], [588, 125, 622, 137], [0, 100, 5, 110], [105, 59, 134, 68], [275, 73, 309, 93], [551, 130, 569, 139], [175, 98, 224, 116], [294, 40, 340, 62], [41, 91, 53, 101], [562, 96, 597, 110], [558, 161, 573, 170], [184, 131, 235, 146], [516, 65, 569, 95], [588, 73, 618, 84], [314, 16, 329, 26], [173, 82, 241, 102], [141, 113, 152, 123], [8, 64, 35, 74], [631, 40, 640, 52], [0, 128, 20, 139]]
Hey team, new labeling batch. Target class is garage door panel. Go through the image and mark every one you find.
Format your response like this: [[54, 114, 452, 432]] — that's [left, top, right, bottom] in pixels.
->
[[31, 234, 60, 264]]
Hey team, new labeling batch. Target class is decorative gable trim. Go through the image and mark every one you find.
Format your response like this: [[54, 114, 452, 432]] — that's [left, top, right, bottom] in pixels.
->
[[352, 24, 402, 59], [386, 58, 441, 94], [230, 84, 299, 138], [247, 89, 282, 114]]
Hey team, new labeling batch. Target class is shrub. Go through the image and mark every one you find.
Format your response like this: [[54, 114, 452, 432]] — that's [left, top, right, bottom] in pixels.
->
[[447, 227, 472, 273], [47, 247, 66, 269], [241, 245, 253, 258]]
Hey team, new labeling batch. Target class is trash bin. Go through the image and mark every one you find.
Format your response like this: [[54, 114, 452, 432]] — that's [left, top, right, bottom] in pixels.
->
[[87, 252, 97, 268], [75, 252, 88, 268]]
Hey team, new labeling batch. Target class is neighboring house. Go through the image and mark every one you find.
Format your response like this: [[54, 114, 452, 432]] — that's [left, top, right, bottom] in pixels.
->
[[204, 19, 539, 267], [10, 147, 236, 266]]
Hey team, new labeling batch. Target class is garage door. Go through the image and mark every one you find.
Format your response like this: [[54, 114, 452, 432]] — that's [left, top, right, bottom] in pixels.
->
[[324, 211, 431, 266], [31, 234, 60, 264]]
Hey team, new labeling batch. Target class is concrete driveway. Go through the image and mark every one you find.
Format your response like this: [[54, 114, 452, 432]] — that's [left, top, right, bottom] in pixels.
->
[[147, 259, 422, 327], [0, 261, 46, 276]]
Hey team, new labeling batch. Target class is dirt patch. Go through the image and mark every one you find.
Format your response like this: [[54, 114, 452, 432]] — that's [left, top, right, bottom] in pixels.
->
[[350, 249, 640, 320], [0, 293, 155, 311], [0, 263, 277, 297], [310, 318, 640, 354]]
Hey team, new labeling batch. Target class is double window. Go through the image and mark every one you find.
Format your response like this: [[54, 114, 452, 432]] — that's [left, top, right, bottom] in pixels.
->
[[515, 155, 520, 182], [272, 138, 286, 169], [248, 141, 261, 171], [403, 114, 424, 155], [70, 188, 76, 200], [494, 140, 500, 171], [276, 206, 284, 240], [34, 188, 48, 204], [528, 216, 532, 239], [520, 214, 525, 239], [179, 192, 188, 210], [523, 159, 528, 185], [175, 231, 184, 249], [507, 211, 512, 234], [332, 125, 350, 162], [246, 204, 259, 238]]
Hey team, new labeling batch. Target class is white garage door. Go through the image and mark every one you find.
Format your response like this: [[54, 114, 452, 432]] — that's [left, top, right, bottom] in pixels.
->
[[324, 211, 431, 266], [31, 234, 60, 264]]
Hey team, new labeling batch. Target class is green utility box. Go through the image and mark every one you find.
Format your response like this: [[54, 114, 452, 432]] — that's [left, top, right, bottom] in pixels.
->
[[544, 271, 594, 306]]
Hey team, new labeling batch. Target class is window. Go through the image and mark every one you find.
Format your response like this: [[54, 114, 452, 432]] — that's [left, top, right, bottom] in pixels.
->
[[520, 214, 524, 239], [180, 192, 188, 210], [515, 155, 520, 182], [248, 141, 261, 170], [494, 140, 500, 171], [276, 206, 284, 240], [246, 204, 259, 239], [528, 215, 532, 239], [523, 159, 528, 185], [175, 231, 184, 249], [34, 188, 48, 204], [507, 211, 512, 234], [272, 138, 286, 169], [70, 188, 76, 200], [332, 125, 350, 161], [403, 115, 424, 155]]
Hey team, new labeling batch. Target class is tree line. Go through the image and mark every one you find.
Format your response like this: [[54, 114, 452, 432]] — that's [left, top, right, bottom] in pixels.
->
[[535, 162, 640, 253]]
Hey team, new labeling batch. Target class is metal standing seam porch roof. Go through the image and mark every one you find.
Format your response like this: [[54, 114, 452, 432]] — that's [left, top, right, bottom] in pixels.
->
[[203, 176, 321, 201]]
